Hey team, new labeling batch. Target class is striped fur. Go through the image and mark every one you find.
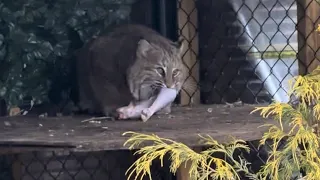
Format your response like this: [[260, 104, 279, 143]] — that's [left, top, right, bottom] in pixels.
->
[[76, 24, 186, 116]]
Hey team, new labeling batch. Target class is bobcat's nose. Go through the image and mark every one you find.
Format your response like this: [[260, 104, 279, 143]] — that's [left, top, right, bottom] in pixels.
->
[[165, 83, 175, 89], [165, 77, 175, 89]]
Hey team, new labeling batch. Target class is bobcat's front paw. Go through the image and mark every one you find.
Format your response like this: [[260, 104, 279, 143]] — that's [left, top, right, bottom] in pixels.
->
[[116, 106, 131, 119]]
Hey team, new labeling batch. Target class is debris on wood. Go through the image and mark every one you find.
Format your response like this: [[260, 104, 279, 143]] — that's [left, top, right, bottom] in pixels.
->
[[39, 113, 48, 118], [81, 116, 110, 123], [224, 100, 244, 108], [4, 121, 11, 126]]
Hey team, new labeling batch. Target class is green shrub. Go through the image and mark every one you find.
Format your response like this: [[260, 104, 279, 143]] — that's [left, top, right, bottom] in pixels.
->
[[0, 0, 136, 109]]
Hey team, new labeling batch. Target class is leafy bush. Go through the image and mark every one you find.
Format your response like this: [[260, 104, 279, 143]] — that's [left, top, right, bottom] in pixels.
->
[[0, 0, 136, 109], [123, 132, 260, 180], [253, 66, 320, 180]]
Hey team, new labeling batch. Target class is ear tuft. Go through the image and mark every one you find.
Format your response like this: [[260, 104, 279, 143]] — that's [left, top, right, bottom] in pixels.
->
[[174, 37, 185, 55], [137, 39, 152, 57]]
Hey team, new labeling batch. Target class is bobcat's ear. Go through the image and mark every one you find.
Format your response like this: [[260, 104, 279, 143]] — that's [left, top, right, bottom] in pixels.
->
[[137, 39, 153, 57], [173, 38, 185, 55]]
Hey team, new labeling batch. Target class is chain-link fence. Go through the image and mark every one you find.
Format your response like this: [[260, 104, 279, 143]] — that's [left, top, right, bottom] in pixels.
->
[[0, 149, 175, 180], [0, 0, 319, 179], [0, 139, 289, 180], [178, 0, 320, 105]]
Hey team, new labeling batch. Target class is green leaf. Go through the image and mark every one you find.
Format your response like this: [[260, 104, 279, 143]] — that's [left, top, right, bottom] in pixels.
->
[[44, 15, 56, 29], [53, 40, 70, 56], [0, 45, 6, 60], [0, 34, 4, 47], [0, 0, 138, 107], [0, 7, 14, 22]]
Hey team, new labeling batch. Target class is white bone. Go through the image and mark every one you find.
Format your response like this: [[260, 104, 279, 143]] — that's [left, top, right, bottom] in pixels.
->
[[141, 87, 177, 122], [116, 87, 177, 121]]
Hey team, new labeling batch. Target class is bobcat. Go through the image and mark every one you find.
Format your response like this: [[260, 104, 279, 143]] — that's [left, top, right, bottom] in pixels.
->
[[76, 24, 187, 119]]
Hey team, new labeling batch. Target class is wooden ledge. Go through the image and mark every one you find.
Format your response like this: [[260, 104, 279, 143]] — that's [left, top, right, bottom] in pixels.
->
[[0, 104, 274, 153]]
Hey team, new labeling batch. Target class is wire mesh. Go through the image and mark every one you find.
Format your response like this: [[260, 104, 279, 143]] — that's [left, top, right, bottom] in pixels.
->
[[0, 0, 319, 179], [178, 0, 320, 105], [0, 141, 262, 180], [0, 149, 174, 180], [0, 140, 284, 180]]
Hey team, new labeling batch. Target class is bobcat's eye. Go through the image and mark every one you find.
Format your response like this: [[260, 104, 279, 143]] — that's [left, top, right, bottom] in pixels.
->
[[173, 69, 180, 77], [156, 67, 165, 77]]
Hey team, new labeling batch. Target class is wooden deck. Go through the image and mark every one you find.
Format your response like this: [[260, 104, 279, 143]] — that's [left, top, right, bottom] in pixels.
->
[[0, 104, 274, 153]]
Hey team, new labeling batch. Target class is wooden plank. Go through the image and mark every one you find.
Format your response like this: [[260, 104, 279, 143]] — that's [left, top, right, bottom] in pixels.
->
[[177, 0, 200, 105], [0, 104, 279, 152], [297, 0, 320, 75], [176, 146, 202, 180]]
